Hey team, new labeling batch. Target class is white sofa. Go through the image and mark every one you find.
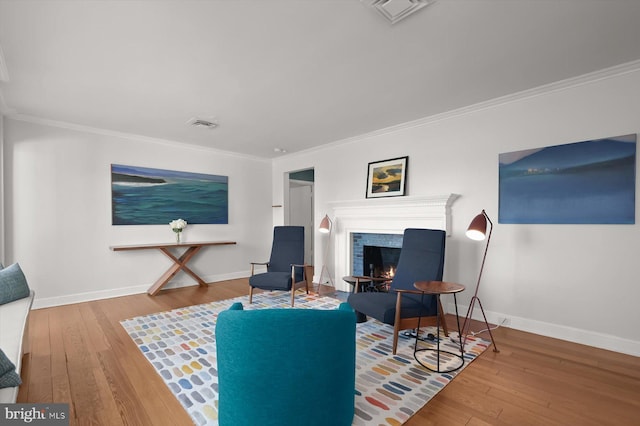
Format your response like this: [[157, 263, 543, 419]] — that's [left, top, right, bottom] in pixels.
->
[[0, 290, 34, 403]]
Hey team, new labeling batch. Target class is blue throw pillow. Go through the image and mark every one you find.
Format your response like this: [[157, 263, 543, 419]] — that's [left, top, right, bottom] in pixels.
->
[[0, 263, 30, 305], [0, 348, 21, 388]]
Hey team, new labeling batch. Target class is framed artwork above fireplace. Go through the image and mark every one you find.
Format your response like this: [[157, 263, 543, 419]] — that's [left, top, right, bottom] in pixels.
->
[[366, 156, 408, 198]]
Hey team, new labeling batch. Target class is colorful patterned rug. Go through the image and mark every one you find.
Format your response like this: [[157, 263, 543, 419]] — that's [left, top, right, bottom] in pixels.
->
[[121, 291, 489, 425]]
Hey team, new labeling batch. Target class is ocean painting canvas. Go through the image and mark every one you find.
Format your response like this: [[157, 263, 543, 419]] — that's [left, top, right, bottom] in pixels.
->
[[499, 134, 636, 224], [111, 164, 229, 225]]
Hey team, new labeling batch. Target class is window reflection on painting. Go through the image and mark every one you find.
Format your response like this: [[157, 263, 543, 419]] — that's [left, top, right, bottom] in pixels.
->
[[111, 164, 229, 225], [499, 134, 636, 224]]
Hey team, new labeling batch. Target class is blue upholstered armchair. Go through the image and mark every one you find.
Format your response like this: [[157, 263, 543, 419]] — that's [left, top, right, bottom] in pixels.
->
[[249, 226, 308, 307], [347, 228, 448, 354], [215, 302, 356, 426]]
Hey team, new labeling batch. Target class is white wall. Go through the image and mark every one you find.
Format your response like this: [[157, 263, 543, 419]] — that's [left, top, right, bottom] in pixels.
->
[[3, 118, 274, 308], [272, 65, 640, 356]]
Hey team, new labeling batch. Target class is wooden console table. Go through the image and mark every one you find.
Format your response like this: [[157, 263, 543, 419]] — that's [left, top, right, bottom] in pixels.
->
[[110, 241, 237, 296]]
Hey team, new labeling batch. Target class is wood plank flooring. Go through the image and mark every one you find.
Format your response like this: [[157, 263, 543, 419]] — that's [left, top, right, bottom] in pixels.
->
[[16, 279, 640, 425]]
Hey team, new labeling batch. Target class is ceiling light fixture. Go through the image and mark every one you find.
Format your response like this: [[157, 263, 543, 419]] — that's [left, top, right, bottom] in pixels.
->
[[362, 0, 435, 25], [187, 117, 218, 129], [273, 147, 287, 154]]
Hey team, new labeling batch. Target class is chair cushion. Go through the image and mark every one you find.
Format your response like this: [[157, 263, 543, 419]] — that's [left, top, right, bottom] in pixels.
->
[[249, 271, 292, 291], [0, 263, 31, 306], [347, 291, 437, 325]]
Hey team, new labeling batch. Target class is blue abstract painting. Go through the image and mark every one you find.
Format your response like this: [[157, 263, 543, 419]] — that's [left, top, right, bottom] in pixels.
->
[[111, 164, 228, 225], [499, 134, 636, 224]]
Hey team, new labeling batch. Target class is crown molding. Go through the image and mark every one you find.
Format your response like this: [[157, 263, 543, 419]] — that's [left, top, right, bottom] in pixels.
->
[[285, 59, 640, 159], [5, 58, 640, 162], [5, 113, 270, 162]]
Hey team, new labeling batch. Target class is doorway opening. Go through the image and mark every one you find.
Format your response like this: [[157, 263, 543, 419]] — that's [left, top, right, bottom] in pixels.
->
[[287, 168, 314, 266]]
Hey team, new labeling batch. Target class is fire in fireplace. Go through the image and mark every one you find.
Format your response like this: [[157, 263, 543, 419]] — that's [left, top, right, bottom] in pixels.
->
[[363, 245, 401, 279]]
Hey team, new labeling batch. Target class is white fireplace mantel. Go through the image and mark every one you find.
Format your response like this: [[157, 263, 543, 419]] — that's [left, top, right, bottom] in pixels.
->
[[327, 194, 459, 291]]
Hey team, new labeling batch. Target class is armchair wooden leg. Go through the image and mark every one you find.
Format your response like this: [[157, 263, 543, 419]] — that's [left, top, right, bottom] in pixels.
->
[[249, 263, 255, 304], [304, 268, 309, 294], [291, 269, 296, 307], [392, 322, 400, 355], [392, 292, 403, 355]]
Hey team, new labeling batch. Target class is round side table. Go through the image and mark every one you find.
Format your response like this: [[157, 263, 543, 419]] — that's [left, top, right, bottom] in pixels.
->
[[413, 280, 466, 373], [342, 276, 372, 293]]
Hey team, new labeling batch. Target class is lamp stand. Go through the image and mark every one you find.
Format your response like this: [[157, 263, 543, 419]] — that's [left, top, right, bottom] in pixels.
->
[[461, 212, 499, 353], [317, 227, 334, 292]]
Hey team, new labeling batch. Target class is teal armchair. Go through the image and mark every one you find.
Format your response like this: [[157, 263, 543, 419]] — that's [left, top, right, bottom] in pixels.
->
[[215, 302, 356, 426]]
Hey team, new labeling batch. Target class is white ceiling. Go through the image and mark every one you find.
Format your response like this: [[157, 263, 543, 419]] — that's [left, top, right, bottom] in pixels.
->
[[1, 0, 640, 159]]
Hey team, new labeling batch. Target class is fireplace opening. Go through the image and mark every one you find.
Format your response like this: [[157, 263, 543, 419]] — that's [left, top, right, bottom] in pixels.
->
[[363, 245, 401, 279]]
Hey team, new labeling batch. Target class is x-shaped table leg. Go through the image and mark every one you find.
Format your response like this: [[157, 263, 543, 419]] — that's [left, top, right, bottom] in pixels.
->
[[147, 246, 205, 295]]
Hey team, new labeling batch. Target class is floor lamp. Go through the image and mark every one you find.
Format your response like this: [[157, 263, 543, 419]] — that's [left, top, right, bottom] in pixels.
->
[[461, 209, 499, 352], [317, 214, 335, 291]]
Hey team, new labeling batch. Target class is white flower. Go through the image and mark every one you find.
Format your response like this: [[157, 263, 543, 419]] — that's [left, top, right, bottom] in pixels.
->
[[170, 218, 187, 232]]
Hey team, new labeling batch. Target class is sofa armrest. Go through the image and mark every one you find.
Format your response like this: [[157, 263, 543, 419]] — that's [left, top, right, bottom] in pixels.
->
[[0, 290, 35, 403]]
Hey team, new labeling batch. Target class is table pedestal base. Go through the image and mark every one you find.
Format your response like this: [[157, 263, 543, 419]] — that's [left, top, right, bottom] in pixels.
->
[[414, 347, 464, 374], [414, 291, 465, 373], [147, 246, 206, 296]]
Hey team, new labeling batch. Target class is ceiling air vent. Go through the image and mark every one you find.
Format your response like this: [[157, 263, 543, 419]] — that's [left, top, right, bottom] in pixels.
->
[[187, 117, 218, 129], [363, 0, 435, 24]]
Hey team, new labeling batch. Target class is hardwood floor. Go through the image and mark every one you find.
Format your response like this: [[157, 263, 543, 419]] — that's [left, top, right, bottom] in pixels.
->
[[17, 279, 640, 425]]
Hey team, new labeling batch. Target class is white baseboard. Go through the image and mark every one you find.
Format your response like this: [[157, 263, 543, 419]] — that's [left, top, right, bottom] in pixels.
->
[[446, 301, 640, 358], [32, 270, 250, 309]]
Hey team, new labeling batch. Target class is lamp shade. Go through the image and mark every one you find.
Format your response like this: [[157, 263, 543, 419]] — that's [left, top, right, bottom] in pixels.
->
[[319, 214, 331, 234], [466, 211, 487, 241]]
